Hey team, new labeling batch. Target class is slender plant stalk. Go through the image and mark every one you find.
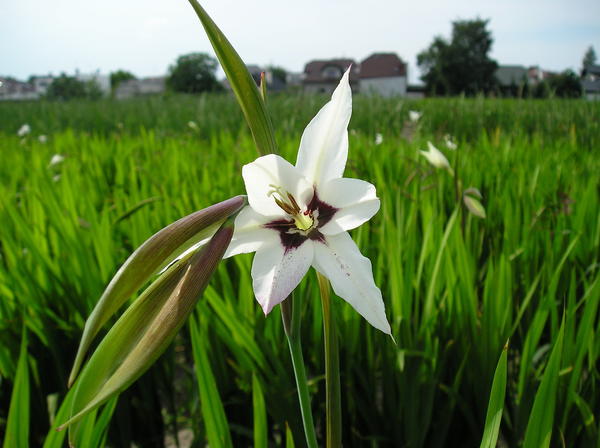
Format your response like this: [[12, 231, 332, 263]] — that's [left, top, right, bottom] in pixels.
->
[[317, 272, 342, 447], [281, 293, 318, 448], [453, 149, 466, 235], [453, 146, 461, 204]]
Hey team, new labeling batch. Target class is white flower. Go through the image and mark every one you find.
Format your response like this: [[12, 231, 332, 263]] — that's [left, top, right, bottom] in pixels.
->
[[49, 154, 65, 167], [188, 120, 199, 130], [225, 69, 391, 334], [444, 134, 457, 150], [374, 133, 383, 145], [38, 135, 48, 143], [408, 110, 422, 122], [419, 141, 453, 173], [17, 124, 31, 137]]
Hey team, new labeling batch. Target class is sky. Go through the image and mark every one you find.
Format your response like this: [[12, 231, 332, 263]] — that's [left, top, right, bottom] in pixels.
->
[[2, 0, 599, 84]]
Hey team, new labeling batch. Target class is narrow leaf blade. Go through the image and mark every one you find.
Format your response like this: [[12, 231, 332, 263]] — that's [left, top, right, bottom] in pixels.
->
[[523, 319, 565, 448], [252, 373, 268, 448], [190, 314, 234, 448], [3, 329, 29, 448], [479, 342, 508, 448], [187, 0, 277, 155]]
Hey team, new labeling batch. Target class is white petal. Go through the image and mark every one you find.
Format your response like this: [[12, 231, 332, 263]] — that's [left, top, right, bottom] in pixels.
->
[[420, 142, 450, 170], [295, 68, 352, 186], [224, 206, 275, 258], [49, 154, 65, 167], [409, 110, 421, 122], [318, 178, 380, 235], [313, 232, 391, 334], [242, 154, 313, 217], [251, 239, 314, 315]]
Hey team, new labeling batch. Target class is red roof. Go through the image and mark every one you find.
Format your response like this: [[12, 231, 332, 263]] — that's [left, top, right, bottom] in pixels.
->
[[303, 59, 359, 83], [359, 53, 406, 79]]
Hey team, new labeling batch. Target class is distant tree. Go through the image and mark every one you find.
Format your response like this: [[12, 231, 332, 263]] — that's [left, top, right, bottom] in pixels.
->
[[167, 52, 222, 94], [417, 18, 498, 96], [582, 46, 597, 72], [519, 80, 531, 99], [110, 70, 136, 91], [46, 74, 88, 100], [45, 74, 103, 100], [533, 80, 551, 99], [417, 36, 450, 95], [548, 70, 582, 98], [85, 80, 104, 100], [267, 65, 287, 84]]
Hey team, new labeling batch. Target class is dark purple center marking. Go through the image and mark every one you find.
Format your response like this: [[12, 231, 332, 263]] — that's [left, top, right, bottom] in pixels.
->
[[264, 189, 337, 252]]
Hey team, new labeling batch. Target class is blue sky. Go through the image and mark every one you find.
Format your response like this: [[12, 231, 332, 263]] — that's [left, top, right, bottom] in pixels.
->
[[2, 0, 599, 84]]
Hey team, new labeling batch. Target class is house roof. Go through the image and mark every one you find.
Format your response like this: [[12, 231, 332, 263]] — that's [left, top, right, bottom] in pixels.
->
[[495, 65, 528, 86], [360, 53, 407, 78], [583, 65, 600, 76], [303, 59, 358, 83], [582, 79, 600, 93]]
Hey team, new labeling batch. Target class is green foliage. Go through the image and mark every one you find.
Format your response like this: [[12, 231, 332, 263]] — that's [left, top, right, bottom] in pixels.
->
[[417, 18, 498, 95], [523, 319, 564, 448], [0, 97, 599, 447], [479, 344, 507, 448], [533, 79, 553, 98], [3, 330, 29, 448], [109, 70, 136, 90], [189, 314, 234, 448], [187, 0, 277, 155], [267, 65, 288, 84], [167, 52, 222, 94], [582, 45, 597, 71], [530, 71, 583, 99], [45, 74, 102, 101], [548, 70, 583, 98]]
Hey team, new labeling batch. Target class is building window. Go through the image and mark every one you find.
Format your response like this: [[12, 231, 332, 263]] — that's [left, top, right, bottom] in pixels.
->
[[322, 66, 342, 80]]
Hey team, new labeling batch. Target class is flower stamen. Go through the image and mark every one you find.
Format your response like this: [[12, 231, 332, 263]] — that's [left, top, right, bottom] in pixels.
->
[[268, 185, 314, 231]]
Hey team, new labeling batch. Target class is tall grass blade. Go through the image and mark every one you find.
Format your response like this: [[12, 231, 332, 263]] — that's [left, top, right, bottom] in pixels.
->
[[3, 329, 29, 448], [252, 373, 268, 448], [189, 313, 234, 447], [523, 318, 565, 448], [43, 389, 75, 448], [479, 342, 508, 448]]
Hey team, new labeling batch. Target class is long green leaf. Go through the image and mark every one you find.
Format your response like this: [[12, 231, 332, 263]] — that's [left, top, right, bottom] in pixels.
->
[[252, 373, 268, 448], [187, 0, 277, 156], [69, 195, 245, 386], [43, 389, 74, 448], [480, 342, 508, 448], [190, 314, 233, 448], [3, 329, 29, 448], [87, 397, 118, 447], [523, 318, 565, 448]]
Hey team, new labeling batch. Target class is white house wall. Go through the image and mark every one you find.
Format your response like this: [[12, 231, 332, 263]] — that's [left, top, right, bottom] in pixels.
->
[[360, 76, 407, 97]]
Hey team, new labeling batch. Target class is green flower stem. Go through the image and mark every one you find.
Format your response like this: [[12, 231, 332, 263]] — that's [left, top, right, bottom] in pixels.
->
[[453, 150, 466, 235], [453, 141, 461, 203], [317, 272, 342, 448], [281, 293, 318, 448]]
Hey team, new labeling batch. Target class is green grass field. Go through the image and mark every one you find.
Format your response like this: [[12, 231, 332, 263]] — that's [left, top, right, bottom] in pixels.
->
[[1, 94, 599, 447]]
